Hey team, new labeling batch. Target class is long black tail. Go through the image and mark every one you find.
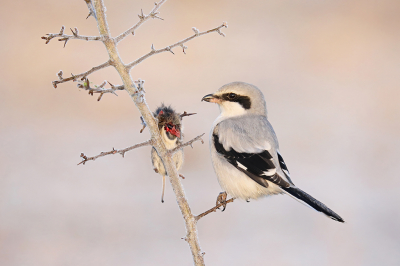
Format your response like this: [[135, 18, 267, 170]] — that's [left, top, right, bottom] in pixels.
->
[[281, 186, 344, 223]]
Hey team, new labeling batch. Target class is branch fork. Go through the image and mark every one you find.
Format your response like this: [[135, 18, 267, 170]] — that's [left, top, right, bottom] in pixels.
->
[[44, 1, 228, 265]]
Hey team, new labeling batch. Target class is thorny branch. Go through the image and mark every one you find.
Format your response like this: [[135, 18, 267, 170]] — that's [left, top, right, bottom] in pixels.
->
[[78, 140, 153, 165], [84, 0, 97, 19], [52, 61, 111, 88], [76, 78, 125, 101], [126, 22, 228, 69], [41, 26, 102, 47], [115, 0, 167, 43], [79, 134, 204, 165], [44, 0, 228, 265], [169, 133, 205, 154], [195, 198, 235, 221]]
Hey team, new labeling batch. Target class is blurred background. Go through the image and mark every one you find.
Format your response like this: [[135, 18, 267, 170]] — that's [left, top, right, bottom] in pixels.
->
[[1, 0, 399, 265]]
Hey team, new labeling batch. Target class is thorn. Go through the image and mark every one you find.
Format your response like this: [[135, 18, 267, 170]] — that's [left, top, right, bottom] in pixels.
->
[[63, 38, 69, 48], [70, 28, 78, 37], [97, 93, 104, 101], [138, 9, 145, 20], [151, 43, 155, 51], [192, 27, 200, 35], [217, 29, 225, 37], [107, 81, 115, 89], [166, 47, 174, 55], [57, 70, 63, 80], [98, 81, 107, 89], [59, 25, 65, 35], [153, 15, 164, 20]]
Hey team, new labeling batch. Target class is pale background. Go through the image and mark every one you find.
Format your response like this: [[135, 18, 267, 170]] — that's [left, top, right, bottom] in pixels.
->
[[1, 0, 399, 265]]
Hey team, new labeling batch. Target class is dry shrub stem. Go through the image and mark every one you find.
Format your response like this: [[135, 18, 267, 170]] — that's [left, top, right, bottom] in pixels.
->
[[43, 0, 227, 265], [195, 198, 235, 221]]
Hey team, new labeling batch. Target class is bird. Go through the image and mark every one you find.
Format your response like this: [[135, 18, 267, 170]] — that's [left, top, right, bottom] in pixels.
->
[[201, 82, 344, 222], [150, 104, 194, 203]]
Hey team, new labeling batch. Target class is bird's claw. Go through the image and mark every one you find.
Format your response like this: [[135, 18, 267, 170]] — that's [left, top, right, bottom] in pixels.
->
[[216, 192, 228, 211]]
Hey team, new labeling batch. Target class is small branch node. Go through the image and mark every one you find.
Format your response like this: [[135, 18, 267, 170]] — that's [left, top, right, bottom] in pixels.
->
[[135, 79, 145, 92], [180, 44, 187, 54], [166, 46, 174, 55], [59, 25, 65, 35], [192, 27, 200, 36], [216, 29, 225, 37], [57, 70, 63, 80], [138, 9, 145, 20], [150, 11, 164, 20]]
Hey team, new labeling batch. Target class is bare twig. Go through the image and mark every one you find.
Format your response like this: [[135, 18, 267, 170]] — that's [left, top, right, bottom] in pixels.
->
[[41, 25, 102, 46], [195, 198, 235, 221], [114, 0, 167, 43], [126, 22, 228, 69], [78, 140, 153, 165], [45, 0, 227, 264], [92, 1, 208, 263], [76, 78, 125, 101], [180, 111, 197, 118], [52, 61, 111, 88], [169, 133, 205, 154]]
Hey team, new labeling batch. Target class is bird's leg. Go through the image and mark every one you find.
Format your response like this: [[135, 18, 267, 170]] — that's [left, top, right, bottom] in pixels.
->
[[216, 191, 228, 211], [161, 175, 166, 203]]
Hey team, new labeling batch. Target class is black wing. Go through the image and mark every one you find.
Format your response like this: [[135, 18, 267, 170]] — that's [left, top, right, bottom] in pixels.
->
[[277, 151, 294, 185], [213, 134, 290, 188]]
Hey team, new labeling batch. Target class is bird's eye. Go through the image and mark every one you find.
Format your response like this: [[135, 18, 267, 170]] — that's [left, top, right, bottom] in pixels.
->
[[227, 93, 237, 100]]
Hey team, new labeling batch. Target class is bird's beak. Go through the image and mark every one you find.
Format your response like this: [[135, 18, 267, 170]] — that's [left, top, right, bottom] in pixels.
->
[[201, 94, 220, 103]]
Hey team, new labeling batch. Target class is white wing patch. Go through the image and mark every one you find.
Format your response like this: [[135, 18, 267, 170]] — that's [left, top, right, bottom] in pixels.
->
[[263, 168, 277, 176], [237, 162, 247, 171]]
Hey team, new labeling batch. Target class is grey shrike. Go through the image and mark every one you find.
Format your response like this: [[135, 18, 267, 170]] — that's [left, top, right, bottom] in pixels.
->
[[202, 82, 344, 222], [151, 104, 194, 203]]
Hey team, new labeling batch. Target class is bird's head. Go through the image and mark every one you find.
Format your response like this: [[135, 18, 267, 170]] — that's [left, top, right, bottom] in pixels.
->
[[201, 82, 267, 117], [154, 104, 182, 139]]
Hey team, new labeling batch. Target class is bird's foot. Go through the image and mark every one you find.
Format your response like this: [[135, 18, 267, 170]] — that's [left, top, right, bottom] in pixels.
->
[[216, 192, 228, 211]]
